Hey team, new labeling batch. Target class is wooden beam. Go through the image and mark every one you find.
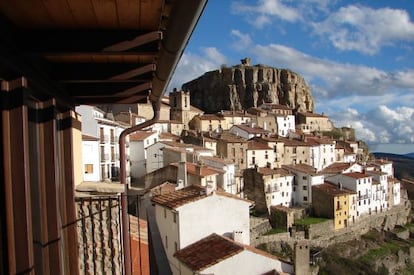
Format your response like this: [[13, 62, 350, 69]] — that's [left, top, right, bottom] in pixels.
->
[[103, 31, 162, 52]]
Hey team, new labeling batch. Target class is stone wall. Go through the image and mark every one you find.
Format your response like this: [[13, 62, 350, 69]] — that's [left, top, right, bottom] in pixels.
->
[[251, 190, 411, 249], [76, 196, 123, 274]]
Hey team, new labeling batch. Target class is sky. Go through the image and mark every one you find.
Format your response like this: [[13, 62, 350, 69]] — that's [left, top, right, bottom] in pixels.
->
[[168, 0, 414, 154]]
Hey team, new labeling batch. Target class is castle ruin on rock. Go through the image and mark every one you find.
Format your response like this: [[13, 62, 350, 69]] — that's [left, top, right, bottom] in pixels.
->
[[182, 58, 315, 114]]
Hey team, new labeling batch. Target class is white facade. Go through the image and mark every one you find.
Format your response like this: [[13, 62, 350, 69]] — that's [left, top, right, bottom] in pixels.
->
[[283, 164, 324, 205], [311, 142, 336, 171], [328, 173, 373, 217], [264, 173, 294, 209], [153, 188, 252, 274], [82, 138, 100, 181], [247, 145, 274, 169], [276, 115, 295, 137], [129, 131, 159, 180], [76, 105, 126, 182], [200, 156, 236, 195], [366, 171, 389, 212]]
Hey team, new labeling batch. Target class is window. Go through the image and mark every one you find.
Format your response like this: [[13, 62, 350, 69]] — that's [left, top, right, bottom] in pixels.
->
[[175, 242, 178, 252], [303, 196, 308, 201], [84, 164, 93, 174], [252, 157, 255, 164], [282, 192, 284, 197], [164, 208, 167, 218], [173, 213, 177, 223], [303, 185, 307, 191]]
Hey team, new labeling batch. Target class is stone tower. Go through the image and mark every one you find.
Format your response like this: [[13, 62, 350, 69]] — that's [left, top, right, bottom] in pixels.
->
[[169, 89, 190, 125], [294, 240, 310, 275]]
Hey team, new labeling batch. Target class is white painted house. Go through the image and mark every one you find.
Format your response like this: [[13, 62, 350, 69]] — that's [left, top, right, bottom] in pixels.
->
[[275, 115, 295, 137], [129, 131, 159, 180], [175, 233, 293, 275], [229, 124, 269, 140], [283, 164, 324, 206], [151, 185, 252, 274], [246, 140, 274, 168], [328, 172, 373, 217], [76, 105, 127, 182], [81, 134, 100, 182], [259, 167, 295, 209], [199, 156, 236, 195]]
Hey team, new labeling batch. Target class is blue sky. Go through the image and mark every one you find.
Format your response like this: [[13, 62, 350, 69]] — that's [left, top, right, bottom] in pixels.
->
[[168, 0, 414, 153]]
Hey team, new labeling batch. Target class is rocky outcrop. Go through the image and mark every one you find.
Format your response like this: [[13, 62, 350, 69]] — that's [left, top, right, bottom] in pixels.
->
[[182, 58, 314, 113]]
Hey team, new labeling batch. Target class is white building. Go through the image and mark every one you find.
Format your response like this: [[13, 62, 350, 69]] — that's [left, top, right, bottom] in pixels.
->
[[76, 105, 127, 182], [199, 156, 236, 195], [328, 172, 373, 217], [366, 170, 389, 212], [129, 131, 159, 180], [246, 140, 274, 168], [275, 114, 295, 137], [81, 134, 100, 182], [175, 233, 293, 275], [283, 164, 324, 206], [229, 124, 269, 140], [152, 185, 252, 274], [260, 167, 295, 209]]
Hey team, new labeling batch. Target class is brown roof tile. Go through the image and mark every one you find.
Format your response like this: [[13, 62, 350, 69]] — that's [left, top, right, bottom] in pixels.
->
[[175, 233, 243, 271], [343, 172, 371, 179], [130, 131, 157, 141]]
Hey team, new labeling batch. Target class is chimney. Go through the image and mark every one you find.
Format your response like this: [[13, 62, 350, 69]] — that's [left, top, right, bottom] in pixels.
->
[[232, 230, 244, 244], [176, 161, 187, 190]]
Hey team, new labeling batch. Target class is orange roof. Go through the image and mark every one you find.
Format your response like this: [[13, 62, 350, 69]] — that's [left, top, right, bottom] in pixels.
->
[[129, 131, 157, 141], [283, 163, 318, 175], [248, 140, 271, 150], [175, 233, 288, 272], [233, 124, 269, 135], [175, 233, 244, 271], [314, 182, 356, 196], [321, 162, 352, 174], [257, 167, 292, 176], [151, 184, 252, 209]]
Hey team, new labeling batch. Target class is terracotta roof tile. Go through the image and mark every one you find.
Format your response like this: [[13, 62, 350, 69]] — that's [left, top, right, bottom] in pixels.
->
[[282, 163, 318, 175], [314, 182, 356, 196], [248, 140, 271, 150], [233, 124, 269, 134], [321, 162, 352, 174], [151, 185, 207, 209], [129, 131, 157, 141], [257, 167, 292, 176], [175, 233, 243, 271]]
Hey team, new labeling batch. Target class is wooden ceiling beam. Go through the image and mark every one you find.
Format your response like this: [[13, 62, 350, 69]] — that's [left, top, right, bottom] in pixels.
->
[[13, 30, 161, 53]]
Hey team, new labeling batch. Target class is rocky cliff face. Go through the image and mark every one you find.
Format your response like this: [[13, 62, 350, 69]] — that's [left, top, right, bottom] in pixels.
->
[[182, 59, 314, 113]]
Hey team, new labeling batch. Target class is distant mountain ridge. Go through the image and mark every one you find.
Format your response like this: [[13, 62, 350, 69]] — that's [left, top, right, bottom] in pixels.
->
[[372, 152, 414, 180]]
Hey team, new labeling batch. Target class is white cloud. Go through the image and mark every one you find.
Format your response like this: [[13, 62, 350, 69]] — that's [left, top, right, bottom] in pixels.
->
[[167, 48, 228, 92], [231, 0, 300, 27], [312, 5, 414, 54], [252, 43, 414, 101], [330, 105, 414, 144], [230, 30, 253, 51]]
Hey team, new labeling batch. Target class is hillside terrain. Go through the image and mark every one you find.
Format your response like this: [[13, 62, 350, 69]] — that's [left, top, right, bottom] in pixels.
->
[[373, 153, 414, 181]]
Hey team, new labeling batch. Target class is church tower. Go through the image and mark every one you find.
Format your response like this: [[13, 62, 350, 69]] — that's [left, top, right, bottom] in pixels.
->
[[169, 89, 190, 125]]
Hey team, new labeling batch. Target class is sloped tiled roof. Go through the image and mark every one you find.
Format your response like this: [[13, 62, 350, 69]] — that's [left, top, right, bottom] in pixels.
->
[[175, 233, 288, 272], [314, 182, 356, 196], [321, 162, 352, 174], [130, 131, 157, 141], [257, 167, 292, 176], [82, 134, 99, 141], [282, 163, 318, 175], [248, 140, 271, 150], [175, 233, 243, 271], [151, 184, 252, 210]]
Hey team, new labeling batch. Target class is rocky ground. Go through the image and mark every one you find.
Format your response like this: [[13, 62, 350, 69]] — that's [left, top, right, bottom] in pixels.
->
[[317, 227, 414, 275]]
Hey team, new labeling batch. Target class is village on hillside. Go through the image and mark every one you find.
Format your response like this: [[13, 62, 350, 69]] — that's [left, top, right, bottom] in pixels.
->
[[75, 63, 407, 274]]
